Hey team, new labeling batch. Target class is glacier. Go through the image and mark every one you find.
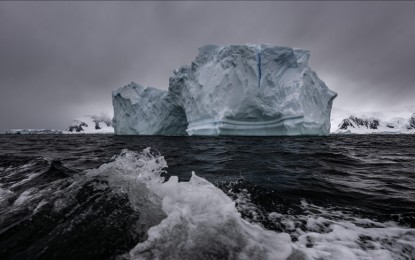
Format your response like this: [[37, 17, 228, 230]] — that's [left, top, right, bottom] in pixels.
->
[[112, 44, 337, 136]]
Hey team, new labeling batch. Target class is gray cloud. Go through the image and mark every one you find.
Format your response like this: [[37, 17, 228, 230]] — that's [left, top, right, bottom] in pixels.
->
[[0, 1, 414, 132]]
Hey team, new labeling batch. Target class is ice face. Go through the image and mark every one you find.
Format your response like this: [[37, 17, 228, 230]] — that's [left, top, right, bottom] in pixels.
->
[[112, 44, 337, 136], [112, 82, 187, 135], [169, 44, 336, 136]]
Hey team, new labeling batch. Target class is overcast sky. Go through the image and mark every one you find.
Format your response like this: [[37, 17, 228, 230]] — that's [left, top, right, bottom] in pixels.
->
[[0, 1, 414, 132]]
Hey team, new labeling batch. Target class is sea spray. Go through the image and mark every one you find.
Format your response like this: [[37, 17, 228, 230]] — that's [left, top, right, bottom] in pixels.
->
[[91, 148, 293, 259]]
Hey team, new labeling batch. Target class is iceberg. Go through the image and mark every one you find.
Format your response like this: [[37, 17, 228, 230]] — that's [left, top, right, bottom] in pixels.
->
[[112, 44, 337, 136], [112, 83, 187, 135]]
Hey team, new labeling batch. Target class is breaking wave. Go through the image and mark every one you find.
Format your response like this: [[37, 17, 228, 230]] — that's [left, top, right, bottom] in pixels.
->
[[1, 148, 414, 260], [94, 148, 292, 260], [95, 148, 415, 260]]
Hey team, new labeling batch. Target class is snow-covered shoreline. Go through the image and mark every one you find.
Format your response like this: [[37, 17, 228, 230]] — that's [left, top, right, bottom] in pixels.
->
[[5, 114, 114, 135], [65, 115, 114, 134], [5, 108, 415, 135], [330, 107, 415, 134]]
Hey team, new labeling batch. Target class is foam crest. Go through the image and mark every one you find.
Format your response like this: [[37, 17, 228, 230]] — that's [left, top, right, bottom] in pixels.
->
[[89, 148, 415, 260], [130, 171, 293, 260], [88, 148, 167, 231], [92, 148, 294, 260], [268, 201, 415, 260]]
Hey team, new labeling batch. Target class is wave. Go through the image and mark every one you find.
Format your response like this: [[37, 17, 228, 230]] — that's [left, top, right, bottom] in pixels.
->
[[235, 190, 415, 260], [91, 148, 415, 260], [1, 149, 414, 259], [92, 148, 292, 260]]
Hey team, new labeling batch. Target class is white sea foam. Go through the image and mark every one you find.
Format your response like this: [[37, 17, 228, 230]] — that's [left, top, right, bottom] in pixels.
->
[[13, 188, 36, 206], [267, 201, 415, 260], [90, 148, 293, 260], [88, 148, 415, 260], [0, 187, 13, 205]]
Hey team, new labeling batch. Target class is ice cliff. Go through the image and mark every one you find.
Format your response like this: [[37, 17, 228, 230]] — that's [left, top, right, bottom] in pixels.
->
[[112, 83, 187, 135], [112, 44, 337, 136]]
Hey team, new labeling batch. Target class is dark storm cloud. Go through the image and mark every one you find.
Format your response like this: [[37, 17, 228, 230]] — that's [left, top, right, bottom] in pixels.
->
[[0, 1, 414, 132]]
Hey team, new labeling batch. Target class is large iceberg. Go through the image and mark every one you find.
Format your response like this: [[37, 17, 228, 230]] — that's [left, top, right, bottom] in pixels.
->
[[112, 44, 337, 136]]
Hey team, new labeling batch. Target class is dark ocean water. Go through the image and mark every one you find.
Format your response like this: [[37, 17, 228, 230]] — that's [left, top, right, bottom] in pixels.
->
[[0, 135, 414, 260]]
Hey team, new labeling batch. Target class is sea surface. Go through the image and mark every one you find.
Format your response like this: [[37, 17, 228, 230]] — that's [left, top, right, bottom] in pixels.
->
[[0, 135, 414, 260]]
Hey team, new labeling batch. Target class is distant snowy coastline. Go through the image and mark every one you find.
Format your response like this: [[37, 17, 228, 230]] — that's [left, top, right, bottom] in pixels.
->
[[330, 106, 415, 134], [5, 129, 63, 135], [65, 115, 113, 134], [5, 108, 415, 135], [5, 114, 114, 135]]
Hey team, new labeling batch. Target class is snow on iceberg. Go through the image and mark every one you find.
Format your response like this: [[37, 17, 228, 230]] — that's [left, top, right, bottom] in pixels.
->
[[112, 44, 337, 136]]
